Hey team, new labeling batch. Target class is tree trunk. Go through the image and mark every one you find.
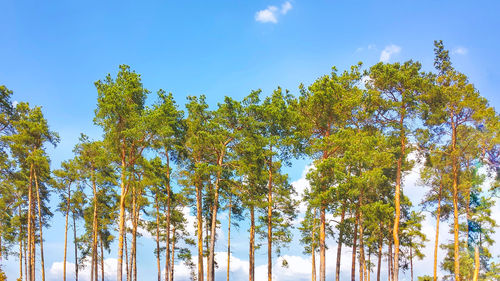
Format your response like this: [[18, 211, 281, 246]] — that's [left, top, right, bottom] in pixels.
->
[[393, 131, 405, 281], [352, 209, 359, 281], [227, 196, 232, 281], [27, 165, 33, 281], [410, 243, 413, 281], [33, 170, 46, 281], [319, 144, 329, 281], [359, 193, 365, 281], [472, 246, 479, 281], [377, 227, 382, 281], [208, 151, 225, 281], [155, 193, 161, 281], [433, 182, 442, 281], [165, 152, 171, 281], [388, 238, 392, 281], [19, 206, 23, 281], [125, 224, 129, 281], [267, 157, 273, 281], [196, 176, 204, 281], [335, 204, 346, 281], [92, 170, 99, 281], [63, 182, 71, 281], [249, 206, 255, 281], [170, 225, 176, 281], [451, 121, 460, 281], [73, 212, 79, 281], [117, 151, 128, 281], [100, 234, 104, 281], [312, 208, 317, 281]]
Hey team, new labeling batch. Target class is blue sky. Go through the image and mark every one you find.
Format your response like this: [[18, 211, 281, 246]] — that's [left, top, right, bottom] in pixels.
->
[[1, 1, 500, 280]]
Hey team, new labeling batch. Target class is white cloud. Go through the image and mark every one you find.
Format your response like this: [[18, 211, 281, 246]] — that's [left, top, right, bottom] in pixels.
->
[[452, 46, 468, 55], [379, 44, 401, 63], [281, 1, 293, 14], [255, 1, 293, 24], [12, 100, 18, 107], [49, 258, 117, 281]]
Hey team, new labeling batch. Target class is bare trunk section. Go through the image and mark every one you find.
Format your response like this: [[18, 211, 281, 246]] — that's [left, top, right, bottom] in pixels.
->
[[34, 169, 46, 281], [208, 150, 226, 281], [73, 211, 79, 281], [100, 234, 104, 281], [451, 121, 460, 281], [155, 192, 161, 281], [377, 225, 382, 281], [352, 209, 359, 281], [312, 208, 317, 281], [472, 246, 479, 281], [335, 204, 346, 281], [196, 176, 204, 281], [249, 206, 255, 281], [92, 169, 99, 281], [227, 196, 232, 281], [170, 225, 176, 281], [27, 165, 33, 281], [63, 181, 72, 281], [267, 156, 273, 281], [165, 152, 171, 281], [433, 182, 442, 281]]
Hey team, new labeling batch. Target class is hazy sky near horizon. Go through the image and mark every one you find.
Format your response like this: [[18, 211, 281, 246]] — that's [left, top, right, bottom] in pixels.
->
[[1, 1, 500, 280]]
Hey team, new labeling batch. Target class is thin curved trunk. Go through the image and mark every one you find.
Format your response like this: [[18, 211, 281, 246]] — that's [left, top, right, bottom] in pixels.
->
[[34, 169, 46, 281], [165, 152, 171, 281], [319, 143, 329, 281], [117, 149, 127, 281], [377, 226, 382, 281], [312, 208, 317, 281], [19, 206, 23, 281], [92, 170, 98, 281]]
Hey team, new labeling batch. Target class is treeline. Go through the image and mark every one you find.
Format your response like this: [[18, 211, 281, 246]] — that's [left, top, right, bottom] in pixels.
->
[[0, 41, 499, 281]]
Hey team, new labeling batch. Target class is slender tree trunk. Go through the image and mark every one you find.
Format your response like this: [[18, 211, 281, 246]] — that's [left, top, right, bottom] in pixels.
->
[[359, 193, 365, 281], [100, 234, 104, 281], [19, 205, 24, 281], [367, 252, 371, 281], [208, 151, 226, 281], [410, 243, 413, 281], [196, 176, 204, 281], [451, 121, 460, 281], [24, 234, 27, 281], [27, 165, 33, 281], [312, 208, 317, 281], [472, 246, 479, 281], [155, 193, 161, 281], [433, 182, 442, 281], [227, 196, 232, 281], [165, 152, 171, 281], [352, 209, 359, 281], [377, 227, 382, 281], [249, 206, 255, 281], [92, 170, 99, 281], [167, 203, 170, 281], [34, 170, 46, 281], [393, 115, 405, 281], [170, 225, 176, 281], [125, 224, 129, 281], [388, 238, 393, 281], [73, 212, 79, 281], [63, 182, 71, 281], [267, 157, 273, 281], [117, 151, 128, 281], [319, 145, 329, 281], [335, 204, 346, 281]]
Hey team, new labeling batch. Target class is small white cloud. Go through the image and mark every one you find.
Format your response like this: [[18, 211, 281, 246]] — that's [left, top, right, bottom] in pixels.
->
[[281, 1, 293, 14], [452, 46, 468, 55], [255, 1, 292, 24], [255, 6, 279, 23], [380, 44, 401, 63], [12, 100, 18, 107]]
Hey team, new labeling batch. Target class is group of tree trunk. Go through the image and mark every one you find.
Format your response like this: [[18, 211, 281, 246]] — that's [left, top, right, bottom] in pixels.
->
[[0, 41, 498, 281]]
